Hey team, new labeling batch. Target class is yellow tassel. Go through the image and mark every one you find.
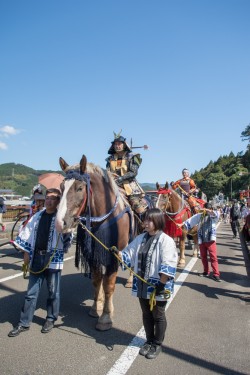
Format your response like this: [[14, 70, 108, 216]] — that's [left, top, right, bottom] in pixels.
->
[[149, 289, 156, 311]]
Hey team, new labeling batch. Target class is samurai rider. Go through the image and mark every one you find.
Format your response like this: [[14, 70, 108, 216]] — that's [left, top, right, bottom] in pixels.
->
[[172, 168, 200, 214], [106, 131, 148, 215]]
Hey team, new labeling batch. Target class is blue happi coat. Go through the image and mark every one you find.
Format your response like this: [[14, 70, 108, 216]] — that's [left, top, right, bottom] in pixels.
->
[[14, 209, 72, 270], [121, 232, 178, 301]]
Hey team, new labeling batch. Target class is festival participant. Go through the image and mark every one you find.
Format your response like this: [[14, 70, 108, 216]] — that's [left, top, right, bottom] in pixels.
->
[[172, 168, 199, 213], [106, 131, 148, 215], [18, 190, 46, 237], [181, 202, 221, 282], [30, 193, 45, 216], [0, 196, 6, 232], [230, 200, 241, 239], [240, 201, 250, 225], [30, 184, 44, 215], [223, 204, 230, 223], [8, 189, 72, 337], [113, 208, 177, 359]]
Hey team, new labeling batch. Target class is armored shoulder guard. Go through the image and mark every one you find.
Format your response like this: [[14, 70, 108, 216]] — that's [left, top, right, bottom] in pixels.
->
[[131, 153, 142, 166], [105, 156, 111, 169]]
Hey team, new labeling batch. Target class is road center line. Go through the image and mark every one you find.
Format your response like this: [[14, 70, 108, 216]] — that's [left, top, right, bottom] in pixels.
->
[[106, 222, 222, 375]]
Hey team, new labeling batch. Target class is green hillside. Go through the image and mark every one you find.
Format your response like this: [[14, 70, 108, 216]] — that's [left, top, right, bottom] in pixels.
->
[[0, 123, 250, 200], [0, 163, 63, 197]]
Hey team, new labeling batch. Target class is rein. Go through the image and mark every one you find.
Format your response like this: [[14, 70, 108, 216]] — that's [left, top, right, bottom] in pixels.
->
[[157, 189, 185, 216], [157, 188, 196, 236], [77, 220, 170, 310], [22, 234, 60, 278], [79, 194, 119, 224], [65, 169, 120, 225]]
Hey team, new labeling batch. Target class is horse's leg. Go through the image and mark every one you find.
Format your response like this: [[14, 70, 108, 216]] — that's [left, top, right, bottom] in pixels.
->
[[89, 269, 105, 318], [178, 234, 186, 267], [95, 271, 117, 331], [192, 235, 199, 257], [125, 269, 133, 288]]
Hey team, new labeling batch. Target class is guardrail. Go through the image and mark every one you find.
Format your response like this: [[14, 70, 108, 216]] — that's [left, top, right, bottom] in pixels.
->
[[2, 206, 30, 222]]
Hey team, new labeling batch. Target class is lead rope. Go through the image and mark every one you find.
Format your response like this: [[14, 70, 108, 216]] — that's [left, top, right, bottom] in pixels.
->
[[22, 234, 60, 278], [77, 220, 171, 310]]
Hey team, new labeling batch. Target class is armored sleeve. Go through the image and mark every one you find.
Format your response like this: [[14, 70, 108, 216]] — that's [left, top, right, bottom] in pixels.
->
[[172, 180, 181, 190], [117, 154, 141, 182], [189, 178, 196, 191]]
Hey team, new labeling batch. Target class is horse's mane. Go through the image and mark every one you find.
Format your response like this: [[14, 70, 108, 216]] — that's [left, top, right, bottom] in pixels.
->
[[64, 162, 119, 196]]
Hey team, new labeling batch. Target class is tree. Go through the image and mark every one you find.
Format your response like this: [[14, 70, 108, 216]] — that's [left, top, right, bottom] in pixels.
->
[[241, 123, 250, 142]]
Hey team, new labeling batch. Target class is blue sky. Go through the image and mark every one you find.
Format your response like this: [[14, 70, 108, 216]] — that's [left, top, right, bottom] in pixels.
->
[[0, 0, 249, 183]]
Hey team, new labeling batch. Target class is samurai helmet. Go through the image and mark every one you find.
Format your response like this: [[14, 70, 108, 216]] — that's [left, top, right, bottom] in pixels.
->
[[32, 184, 42, 194], [108, 129, 132, 154]]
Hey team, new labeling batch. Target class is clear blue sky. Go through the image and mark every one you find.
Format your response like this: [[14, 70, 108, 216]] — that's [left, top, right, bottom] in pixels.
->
[[0, 0, 249, 183]]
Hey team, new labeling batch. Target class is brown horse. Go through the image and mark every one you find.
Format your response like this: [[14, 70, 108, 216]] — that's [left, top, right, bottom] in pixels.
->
[[156, 182, 199, 267], [55, 155, 134, 331]]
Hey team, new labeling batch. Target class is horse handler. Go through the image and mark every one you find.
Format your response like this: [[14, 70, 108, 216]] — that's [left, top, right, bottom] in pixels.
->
[[180, 202, 221, 282], [8, 189, 72, 337], [111, 208, 177, 359]]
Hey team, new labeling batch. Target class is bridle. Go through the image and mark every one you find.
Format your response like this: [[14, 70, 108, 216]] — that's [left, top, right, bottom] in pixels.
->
[[64, 169, 120, 225], [157, 188, 185, 216]]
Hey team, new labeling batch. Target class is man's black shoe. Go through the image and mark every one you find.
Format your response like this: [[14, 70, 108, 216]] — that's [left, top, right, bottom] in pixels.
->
[[139, 341, 152, 356], [145, 344, 162, 359], [41, 320, 54, 333], [8, 325, 29, 337], [212, 275, 222, 282]]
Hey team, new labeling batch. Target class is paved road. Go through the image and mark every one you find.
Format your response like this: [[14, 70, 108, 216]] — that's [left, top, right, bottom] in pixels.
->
[[0, 222, 249, 375]]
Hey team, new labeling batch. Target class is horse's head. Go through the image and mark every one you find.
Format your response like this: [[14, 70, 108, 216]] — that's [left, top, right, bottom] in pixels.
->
[[55, 155, 89, 233], [156, 181, 185, 215], [56, 155, 119, 233], [156, 182, 172, 212]]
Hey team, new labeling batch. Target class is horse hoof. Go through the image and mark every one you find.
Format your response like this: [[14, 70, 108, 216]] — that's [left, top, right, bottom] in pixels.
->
[[125, 281, 132, 288], [178, 261, 185, 268], [96, 322, 112, 331], [89, 309, 101, 318]]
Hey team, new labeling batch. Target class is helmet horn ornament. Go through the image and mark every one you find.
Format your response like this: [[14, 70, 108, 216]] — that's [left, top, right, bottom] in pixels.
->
[[113, 129, 122, 139]]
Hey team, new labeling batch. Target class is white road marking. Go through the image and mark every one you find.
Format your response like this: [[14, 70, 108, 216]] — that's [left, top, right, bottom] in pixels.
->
[[106, 221, 221, 375], [0, 256, 75, 283], [0, 253, 199, 374], [106, 256, 198, 375]]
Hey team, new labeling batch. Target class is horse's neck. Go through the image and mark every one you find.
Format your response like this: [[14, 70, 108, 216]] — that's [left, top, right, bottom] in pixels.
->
[[170, 192, 183, 212], [89, 179, 118, 217]]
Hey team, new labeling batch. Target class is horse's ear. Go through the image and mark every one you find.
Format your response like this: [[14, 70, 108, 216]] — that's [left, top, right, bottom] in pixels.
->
[[156, 182, 160, 190], [80, 155, 87, 174], [59, 157, 69, 172], [165, 182, 169, 189]]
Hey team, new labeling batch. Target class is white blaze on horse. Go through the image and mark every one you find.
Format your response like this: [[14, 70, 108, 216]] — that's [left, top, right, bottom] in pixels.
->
[[55, 155, 134, 331], [156, 182, 200, 267]]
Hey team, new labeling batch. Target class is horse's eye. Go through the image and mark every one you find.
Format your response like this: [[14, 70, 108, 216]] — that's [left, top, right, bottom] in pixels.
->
[[76, 186, 83, 192]]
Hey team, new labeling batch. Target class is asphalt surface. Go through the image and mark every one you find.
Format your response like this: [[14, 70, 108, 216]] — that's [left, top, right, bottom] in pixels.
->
[[0, 221, 249, 375]]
